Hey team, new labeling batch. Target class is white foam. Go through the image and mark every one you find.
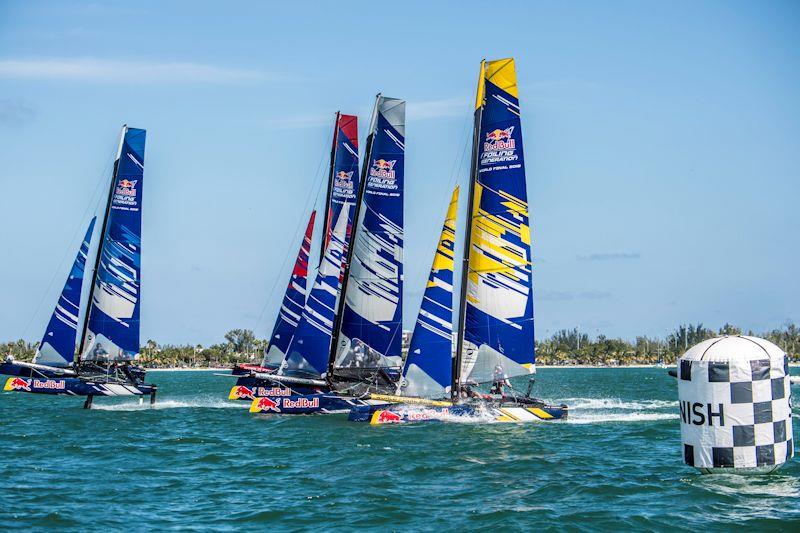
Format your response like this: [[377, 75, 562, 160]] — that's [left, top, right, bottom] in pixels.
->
[[90, 398, 250, 411], [562, 397, 676, 411], [563, 412, 677, 424]]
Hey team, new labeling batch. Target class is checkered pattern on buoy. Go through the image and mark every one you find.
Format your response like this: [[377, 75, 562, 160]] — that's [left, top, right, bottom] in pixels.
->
[[678, 336, 794, 473]]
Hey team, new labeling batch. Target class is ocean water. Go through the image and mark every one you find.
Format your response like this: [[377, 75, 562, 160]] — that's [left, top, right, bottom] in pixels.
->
[[1, 368, 798, 531]]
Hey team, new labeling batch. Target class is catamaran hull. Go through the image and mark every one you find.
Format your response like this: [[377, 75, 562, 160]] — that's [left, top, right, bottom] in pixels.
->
[[3, 375, 156, 397], [228, 377, 321, 401], [1, 362, 156, 397], [248, 392, 387, 415], [348, 402, 568, 424]]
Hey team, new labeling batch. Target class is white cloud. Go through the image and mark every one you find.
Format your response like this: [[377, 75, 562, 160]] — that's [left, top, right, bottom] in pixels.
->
[[406, 96, 468, 121], [0, 58, 286, 85]]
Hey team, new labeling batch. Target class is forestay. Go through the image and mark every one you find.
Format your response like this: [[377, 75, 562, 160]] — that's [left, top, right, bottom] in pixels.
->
[[34, 217, 97, 367], [262, 211, 315, 367], [401, 187, 459, 398]]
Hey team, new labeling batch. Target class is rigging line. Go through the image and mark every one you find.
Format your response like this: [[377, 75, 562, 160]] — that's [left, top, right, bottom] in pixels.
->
[[406, 104, 472, 335], [20, 136, 118, 342], [252, 125, 332, 338]]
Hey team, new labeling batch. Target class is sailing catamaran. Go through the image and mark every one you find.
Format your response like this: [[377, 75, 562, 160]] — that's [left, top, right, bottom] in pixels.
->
[[349, 58, 568, 424], [244, 95, 406, 414], [228, 111, 363, 403], [1, 125, 157, 408]]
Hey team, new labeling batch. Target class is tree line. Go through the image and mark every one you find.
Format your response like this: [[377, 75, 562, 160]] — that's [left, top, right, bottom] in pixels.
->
[[2, 323, 798, 368]]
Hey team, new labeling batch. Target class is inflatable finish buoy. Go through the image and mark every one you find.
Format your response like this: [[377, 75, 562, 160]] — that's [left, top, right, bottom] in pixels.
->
[[678, 335, 794, 474]]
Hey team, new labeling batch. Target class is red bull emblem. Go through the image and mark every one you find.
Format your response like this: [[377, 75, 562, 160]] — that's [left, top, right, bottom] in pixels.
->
[[369, 159, 397, 186], [8, 377, 32, 391], [375, 410, 402, 424], [484, 127, 515, 151], [254, 397, 281, 413], [231, 385, 254, 399], [115, 179, 138, 202], [336, 170, 353, 180]]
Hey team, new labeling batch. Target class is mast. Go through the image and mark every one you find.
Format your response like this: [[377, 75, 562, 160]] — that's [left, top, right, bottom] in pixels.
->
[[327, 95, 380, 380], [77, 125, 127, 363], [320, 112, 340, 265], [453, 62, 485, 399]]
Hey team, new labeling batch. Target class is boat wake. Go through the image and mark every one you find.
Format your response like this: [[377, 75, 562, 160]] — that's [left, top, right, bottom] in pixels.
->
[[90, 398, 250, 411], [562, 397, 678, 425]]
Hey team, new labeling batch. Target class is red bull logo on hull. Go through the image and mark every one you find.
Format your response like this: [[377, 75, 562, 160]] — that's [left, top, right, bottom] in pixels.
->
[[250, 397, 281, 413], [5, 377, 32, 392], [229, 385, 255, 400]]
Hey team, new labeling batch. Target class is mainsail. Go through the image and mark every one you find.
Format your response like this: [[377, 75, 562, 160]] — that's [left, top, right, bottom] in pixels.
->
[[280, 203, 350, 377], [261, 211, 315, 367], [401, 187, 458, 398], [321, 113, 359, 269], [334, 96, 405, 370], [81, 126, 146, 362], [33, 217, 97, 367], [457, 58, 535, 386]]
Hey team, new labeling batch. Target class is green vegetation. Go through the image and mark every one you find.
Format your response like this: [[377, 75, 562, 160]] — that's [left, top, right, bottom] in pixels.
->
[[535, 322, 800, 365], [2, 323, 798, 368]]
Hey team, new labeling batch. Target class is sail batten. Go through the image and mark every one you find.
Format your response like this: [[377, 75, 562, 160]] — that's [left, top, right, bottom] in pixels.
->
[[81, 127, 146, 362], [460, 58, 535, 385], [33, 217, 97, 367], [401, 187, 458, 399], [261, 211, 315, 367], [334, 97, 405, 371]]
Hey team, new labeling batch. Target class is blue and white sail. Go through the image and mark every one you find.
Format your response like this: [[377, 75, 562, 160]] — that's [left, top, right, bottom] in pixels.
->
[[334, 96, 405, 370], [280, 203, 350, 377], [401, 187, 458, 398], [262, 211, 315, 367], [460, 59, 535, 384], [81, 126, 146, 362], [33, 217, 97, 367]]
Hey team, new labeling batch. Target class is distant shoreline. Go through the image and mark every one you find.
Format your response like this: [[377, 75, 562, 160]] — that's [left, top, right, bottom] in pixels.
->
[[145, 367, 229, 372], [140, 363, 800, 371]]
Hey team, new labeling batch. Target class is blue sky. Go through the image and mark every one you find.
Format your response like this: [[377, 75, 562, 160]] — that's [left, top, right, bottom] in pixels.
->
[[0, 1, 798, 346]]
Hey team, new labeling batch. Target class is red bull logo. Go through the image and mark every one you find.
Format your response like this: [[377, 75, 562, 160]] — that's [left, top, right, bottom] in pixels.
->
[[252, 397, 281, 413], [230, 385, 254, 400], [116, 179, 138, 195], [283, 397, 319, 409], [484, 127, 515, 151], [368, 159, 398, 189], [6, 377, 32, 391], [374, 410, 402, 424]]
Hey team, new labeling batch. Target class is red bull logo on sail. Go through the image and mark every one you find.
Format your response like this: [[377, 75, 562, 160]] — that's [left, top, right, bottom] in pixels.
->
[[370, 159, 396, 178], [116, 179, 138, 197], [484, 127, 515, 151]]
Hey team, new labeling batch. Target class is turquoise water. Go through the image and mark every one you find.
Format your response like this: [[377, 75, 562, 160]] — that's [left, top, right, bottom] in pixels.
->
[[1, 368, 798, 531]]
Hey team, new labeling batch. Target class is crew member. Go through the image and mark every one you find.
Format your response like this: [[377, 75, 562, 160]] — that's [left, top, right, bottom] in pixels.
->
[[489, 364, 510, 396]]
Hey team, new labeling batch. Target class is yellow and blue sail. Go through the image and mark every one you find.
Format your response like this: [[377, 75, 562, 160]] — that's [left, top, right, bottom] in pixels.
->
[[261, 211, 315, 367], [81, 127, 146, 362], [335, 97, 405, 370], [33, 217, 96, 367], [462, 59, 536, 383], [280, 203, 350, 377], [401, 187, 458, 398], [323, 114, 360, 272]]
